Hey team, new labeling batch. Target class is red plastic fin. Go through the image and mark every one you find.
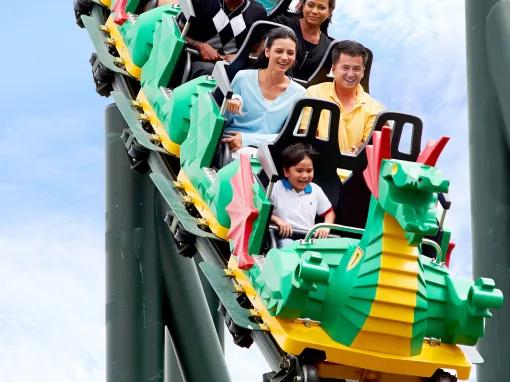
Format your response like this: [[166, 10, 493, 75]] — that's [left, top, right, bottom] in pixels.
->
[[226, 154, 258, 270], [363, 126, 391, 199], [445, 242, 456, 268], [416, 136, 450, 166], [363, 144, 376, 195], [112, 0, 129, 25]]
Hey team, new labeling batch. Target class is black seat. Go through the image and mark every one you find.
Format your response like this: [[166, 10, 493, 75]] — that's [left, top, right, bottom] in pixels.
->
[[306, 40, 374, 92], [258, 97, 343, 209], [224, 21, 293, 81], [335, 112, 424, 229], [136, 0, 159, 12]]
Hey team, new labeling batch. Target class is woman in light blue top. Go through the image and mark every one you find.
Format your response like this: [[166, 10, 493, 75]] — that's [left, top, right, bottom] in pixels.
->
[[223, 27, 306, 153]]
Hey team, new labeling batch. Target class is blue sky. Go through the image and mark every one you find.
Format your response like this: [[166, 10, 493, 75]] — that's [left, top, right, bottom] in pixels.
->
[[0, 1, 475, 381]]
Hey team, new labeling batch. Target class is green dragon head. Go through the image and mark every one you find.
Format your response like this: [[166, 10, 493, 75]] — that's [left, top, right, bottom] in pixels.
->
[[378, 159, 449, 244], [363, 126, 450, 245]]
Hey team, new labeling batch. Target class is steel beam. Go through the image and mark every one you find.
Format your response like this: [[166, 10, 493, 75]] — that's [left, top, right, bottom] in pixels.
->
[[466, 1, 510, 380]]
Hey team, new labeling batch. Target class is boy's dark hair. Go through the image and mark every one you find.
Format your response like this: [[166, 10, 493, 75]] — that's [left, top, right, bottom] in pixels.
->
[[281, 143, 318, 170], [331, 40, 369, 67]]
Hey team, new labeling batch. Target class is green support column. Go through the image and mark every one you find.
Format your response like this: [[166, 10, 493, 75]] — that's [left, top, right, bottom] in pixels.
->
[[466, 1, 510, 381], [154, 194, 231, 382], [164, 329, 184, 382], [106, 103, 229, 381], [195, 256, 225, 347], [105, 104, 164, 381]]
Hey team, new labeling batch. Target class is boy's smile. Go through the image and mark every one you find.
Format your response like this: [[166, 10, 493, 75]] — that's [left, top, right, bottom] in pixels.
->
[[283, 157, 314, 192]]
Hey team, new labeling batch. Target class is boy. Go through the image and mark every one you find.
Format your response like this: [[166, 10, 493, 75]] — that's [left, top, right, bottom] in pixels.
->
[[270, 143, 335, 245]]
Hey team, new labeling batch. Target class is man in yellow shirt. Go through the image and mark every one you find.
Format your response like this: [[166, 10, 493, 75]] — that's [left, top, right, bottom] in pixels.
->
[[303, 40, 383, 153]]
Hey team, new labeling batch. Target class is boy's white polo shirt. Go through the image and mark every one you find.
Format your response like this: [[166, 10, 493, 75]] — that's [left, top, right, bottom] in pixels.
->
[[270, 179, 332, 231]]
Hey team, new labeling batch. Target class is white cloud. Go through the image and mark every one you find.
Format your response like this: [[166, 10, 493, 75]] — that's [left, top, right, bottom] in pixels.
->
[[0, 216, 105, 382]]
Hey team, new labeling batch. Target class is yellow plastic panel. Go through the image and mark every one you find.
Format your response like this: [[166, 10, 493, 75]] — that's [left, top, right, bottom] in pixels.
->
[[351, 214, 420, 355], [177, 171, 229, 239], [136, 90, 180, 156], [105, 16, 141, 79]]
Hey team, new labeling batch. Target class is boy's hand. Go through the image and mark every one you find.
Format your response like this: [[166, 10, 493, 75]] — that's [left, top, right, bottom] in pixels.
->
[[314, 228, 330, 239], [273, 216, 292, 237]]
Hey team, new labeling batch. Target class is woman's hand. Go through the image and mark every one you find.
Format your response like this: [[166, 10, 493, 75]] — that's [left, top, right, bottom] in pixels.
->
[[272, 216, 292, 238], [314, 228, 330, 239], [226, 99, 242, 114], [196, 42, 222, 61], [221, 131, 243, 151]]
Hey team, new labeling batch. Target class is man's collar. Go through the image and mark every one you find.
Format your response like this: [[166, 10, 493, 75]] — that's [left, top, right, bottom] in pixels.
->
[[282, 179, 312, 194], [330, 83, 368, 106]]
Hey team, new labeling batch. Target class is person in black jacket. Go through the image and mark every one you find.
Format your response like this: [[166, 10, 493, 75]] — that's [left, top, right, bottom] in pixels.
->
[[182, 0, 267, 78], [272, 0, 335, 80]]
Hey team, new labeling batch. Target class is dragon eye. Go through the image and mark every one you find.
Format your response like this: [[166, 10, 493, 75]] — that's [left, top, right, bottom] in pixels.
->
[[391, 163, 399, 176]]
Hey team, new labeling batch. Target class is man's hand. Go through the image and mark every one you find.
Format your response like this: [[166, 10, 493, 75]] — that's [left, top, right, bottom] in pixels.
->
[[196, 42, 222, 61], [226, 99, 242, 114], [221, 131, 243, 151], [272, 216, 292, 237], [223, 53, 236, 62]]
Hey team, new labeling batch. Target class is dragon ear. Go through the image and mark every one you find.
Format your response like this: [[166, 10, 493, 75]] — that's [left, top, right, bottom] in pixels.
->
[[112, 0, 129, 25], [416, 136, 450, 166], [363, 126, 391, 198], [226, 153, 258, 270]]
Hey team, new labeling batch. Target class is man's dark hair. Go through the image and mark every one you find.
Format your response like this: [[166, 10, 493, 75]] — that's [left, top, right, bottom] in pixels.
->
[[331, 40, 369, 67], [281, 143, 318, 170]]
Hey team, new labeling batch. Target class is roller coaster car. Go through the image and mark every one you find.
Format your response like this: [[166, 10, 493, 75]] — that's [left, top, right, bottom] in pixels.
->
[[178, 55, 504, 382], [77, 3, 504, 380], [207, 125, 503, 381]]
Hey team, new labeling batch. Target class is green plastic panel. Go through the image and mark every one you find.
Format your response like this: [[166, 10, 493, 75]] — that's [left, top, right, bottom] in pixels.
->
[[200, 262, 264, 331], [323, 198, 383, 345], [140, 13, 185, 89], [128, 5, 181, 68], [163, 77, 217, 147], [208, 160, 239, 228], [150, 173, 218, 239], [81, 15, 130, 75], [111, 91, 168, 154], [248, 170, 272, 257]]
